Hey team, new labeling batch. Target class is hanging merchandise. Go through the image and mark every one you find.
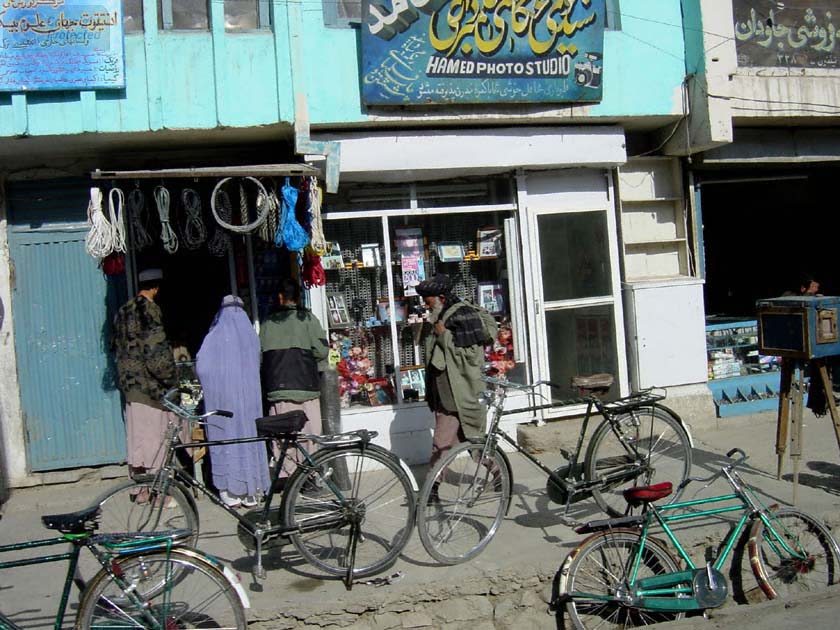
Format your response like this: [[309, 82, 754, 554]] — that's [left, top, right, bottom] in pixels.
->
[[127, 187, 153, 250], [302, 248, 326, 289], [211, 176, 269, 234], [307, 176, 327, 255], [180, 188, 207, 250], [102, 251, 125, 276], [276, 177, 309, 252], [207, 188, 232, 257], [154, 185, 179, 254], [85, 186, 126, 259], [256, 182, 279, 244]]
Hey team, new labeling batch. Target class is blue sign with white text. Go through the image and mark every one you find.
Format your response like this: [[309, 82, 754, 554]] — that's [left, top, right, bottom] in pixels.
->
[[361, 0, 605, 105], [0, 0, 124, 91]]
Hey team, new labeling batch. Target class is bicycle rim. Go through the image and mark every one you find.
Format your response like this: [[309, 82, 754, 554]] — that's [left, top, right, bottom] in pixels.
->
[[282, 447, 416, 578], [76, 550, 245, 629], [417, 442, 511, 565], [586, 406, 691, 517], [561, 531, 684, 630], [748, 508, 840, 599]]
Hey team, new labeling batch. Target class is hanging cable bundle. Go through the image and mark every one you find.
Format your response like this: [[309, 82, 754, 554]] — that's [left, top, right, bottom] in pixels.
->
[[154, 185, 179, 254], [256, 183, 279, 244], [302, 248, 326, 289], [276, 177, 309, 252], [127, 187, 153, 250], [307, 176, 327, 255], [207, 189, 232, 257], [180, 188, 207, 250], [211, 176, 269, 233], [85, 187, 114, 259]]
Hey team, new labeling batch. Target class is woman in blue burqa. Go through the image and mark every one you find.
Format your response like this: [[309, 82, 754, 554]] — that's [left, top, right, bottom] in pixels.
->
[[196, 295, 270, 508]]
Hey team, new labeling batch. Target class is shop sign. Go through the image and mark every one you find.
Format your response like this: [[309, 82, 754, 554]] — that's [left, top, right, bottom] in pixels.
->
[[0, 0, 124, 91], [734, 0, 840, 68], [361, 0, 605, 105]]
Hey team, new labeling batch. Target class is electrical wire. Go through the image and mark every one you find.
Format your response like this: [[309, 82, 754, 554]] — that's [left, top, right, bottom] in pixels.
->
[[180, 188, 208, 250], [154, 185, 179, 254]]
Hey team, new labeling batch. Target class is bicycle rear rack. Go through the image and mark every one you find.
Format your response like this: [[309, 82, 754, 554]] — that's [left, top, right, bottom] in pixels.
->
[[601, 390, 666, 414]]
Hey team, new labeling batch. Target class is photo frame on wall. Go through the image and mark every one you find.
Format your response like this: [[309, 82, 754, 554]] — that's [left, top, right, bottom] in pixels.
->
[[327, 292, 351, 327], [436, 241, 465, 263], [321, 242, 344, 270], [477, 282, 505, 315], [400, 365, 426, 401], [476, 227, 503, 259], [360, 243, 382, 267]]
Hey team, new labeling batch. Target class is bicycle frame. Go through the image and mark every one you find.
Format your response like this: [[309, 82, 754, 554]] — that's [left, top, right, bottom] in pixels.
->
[[573, 467, 812, 613]]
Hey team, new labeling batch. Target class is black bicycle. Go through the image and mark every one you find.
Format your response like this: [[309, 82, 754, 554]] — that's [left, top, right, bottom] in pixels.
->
[[91, 388, 418, 589], [417, 373, 693, 564]]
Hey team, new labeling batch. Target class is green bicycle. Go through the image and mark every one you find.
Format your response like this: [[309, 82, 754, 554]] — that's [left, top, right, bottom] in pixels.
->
[[557, 448, 840, 629]]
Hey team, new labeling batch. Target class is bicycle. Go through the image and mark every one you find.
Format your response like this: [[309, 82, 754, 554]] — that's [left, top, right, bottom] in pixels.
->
[[556, 448, 840, 629], [416, 373, 693, 564], [93, 388, 418, 589], [0, 503, 247, 630]]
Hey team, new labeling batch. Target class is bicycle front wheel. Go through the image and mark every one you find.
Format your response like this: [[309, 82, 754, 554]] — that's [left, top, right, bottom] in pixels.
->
[[76, 549, 246, 630], [282, 445, 416, 578], [417, 441, 511, 565], [586, 405, 691, 517], [748, 507, 840, 599], [560, 530, 685, 630]]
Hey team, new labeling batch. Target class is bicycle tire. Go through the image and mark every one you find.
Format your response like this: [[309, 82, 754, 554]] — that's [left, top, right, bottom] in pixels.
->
[[417, 441, 512, 565], [281, 445, 416, 578], [585, 404, 691, 517], [75, 549, 246, 630], [748, 507, 840, 600], [560, 529, 685, 630]]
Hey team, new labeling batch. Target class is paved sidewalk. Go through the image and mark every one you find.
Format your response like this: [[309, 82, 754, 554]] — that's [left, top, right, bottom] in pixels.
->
[[1, 406, 840, 628]]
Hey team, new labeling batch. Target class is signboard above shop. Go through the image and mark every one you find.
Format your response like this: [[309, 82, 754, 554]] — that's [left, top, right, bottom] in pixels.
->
[[361, 0, 606, 105], [0, 0, 125, 91]]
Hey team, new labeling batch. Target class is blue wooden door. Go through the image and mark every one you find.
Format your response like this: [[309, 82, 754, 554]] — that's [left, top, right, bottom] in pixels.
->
[[7, 181, 126, 471]]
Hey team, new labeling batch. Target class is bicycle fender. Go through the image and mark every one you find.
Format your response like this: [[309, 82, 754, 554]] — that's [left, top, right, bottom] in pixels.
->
[[175, 547, 251, 609], [364, 443, 420, 493], [656, 403, 694, 448]]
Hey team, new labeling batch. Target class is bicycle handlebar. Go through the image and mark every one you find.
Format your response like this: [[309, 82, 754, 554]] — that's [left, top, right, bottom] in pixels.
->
[[162, 387, 233, 419], [677, 447, 749, 490]]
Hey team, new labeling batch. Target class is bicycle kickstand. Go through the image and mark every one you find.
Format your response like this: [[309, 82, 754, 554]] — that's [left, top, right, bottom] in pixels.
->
[[253, 528, 267, 581], [343, 521, 360, 591]]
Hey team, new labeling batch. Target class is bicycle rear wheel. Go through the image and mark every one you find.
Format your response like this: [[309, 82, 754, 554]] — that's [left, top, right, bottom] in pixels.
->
[[560, 530, 685, 629], [282, 445, 416, 578], [76, 549, 246, 629], [585, 405, 691, 517], [748, 507, 840, 599], [417, 441, 511, 565]]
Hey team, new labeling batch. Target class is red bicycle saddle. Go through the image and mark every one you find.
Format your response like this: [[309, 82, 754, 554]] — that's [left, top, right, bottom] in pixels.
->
[[623, 482, 673, 507]]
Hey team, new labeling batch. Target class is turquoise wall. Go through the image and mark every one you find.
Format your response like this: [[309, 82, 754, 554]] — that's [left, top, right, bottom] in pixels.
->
[[302, 0, 688, 124]]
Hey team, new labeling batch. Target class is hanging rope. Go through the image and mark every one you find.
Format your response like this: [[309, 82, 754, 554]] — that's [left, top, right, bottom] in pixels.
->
[[276, 177, 309, 252], [154, 185, 179, 254], [307, 177, 327, 255], [211, 176, 269, 233], [180, 188, 207, 250], [127, 187, 153, 250], [207, 189, 232, 257], [85, 187, 114, 259], [256, 182, 279, 244], [108, 187, 127, 254]]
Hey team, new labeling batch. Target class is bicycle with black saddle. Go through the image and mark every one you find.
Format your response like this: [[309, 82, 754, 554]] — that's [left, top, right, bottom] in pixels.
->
[[90, 388, 417, 590], [416, 373, 693, 564]]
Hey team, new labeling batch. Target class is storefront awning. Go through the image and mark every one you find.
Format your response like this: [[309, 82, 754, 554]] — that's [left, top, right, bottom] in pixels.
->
[[90, 164, 318, 180]]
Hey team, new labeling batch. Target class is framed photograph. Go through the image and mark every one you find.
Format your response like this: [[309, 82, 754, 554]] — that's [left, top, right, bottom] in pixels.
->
[[366, 378, 395, 406], [360, 243, 381, 268], [436, 241, 465, 263], [377, 298, 407, 323], [477, 282, 505, 315], [476, 227, 503, 259], [327, 292, 351, 327], [400, 365, 426, 400], [321, 242, 344, 270]]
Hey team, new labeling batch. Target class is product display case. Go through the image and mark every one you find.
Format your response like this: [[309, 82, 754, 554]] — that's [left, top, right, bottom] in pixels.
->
[[705, 317, 780, 417]]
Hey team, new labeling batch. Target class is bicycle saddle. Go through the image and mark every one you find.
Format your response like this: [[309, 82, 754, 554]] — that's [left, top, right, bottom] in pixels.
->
[[256, 410, 308, 438], [623, 482, 673, 507], [42, 504, 101, 534], [571, 373, 614, 393]]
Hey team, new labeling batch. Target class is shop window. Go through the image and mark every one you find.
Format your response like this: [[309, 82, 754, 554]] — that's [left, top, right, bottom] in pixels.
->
[[224, 0, 271, 31], [323, 179, 521, 410], [158, 0, 209, 30], [123, 0, 144, 32], [323, 0, 362, 28]]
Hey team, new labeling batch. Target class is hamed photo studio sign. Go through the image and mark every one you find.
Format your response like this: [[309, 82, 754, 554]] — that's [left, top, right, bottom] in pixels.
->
[[361, 0, 606, 105]]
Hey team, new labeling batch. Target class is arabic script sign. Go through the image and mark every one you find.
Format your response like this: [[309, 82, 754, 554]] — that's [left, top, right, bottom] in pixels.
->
[[0, 0, 124, 91], [734, 0, 840, 68], [361, 0, 605, 105]]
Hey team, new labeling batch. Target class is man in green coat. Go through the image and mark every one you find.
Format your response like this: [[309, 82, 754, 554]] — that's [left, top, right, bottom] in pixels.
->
[[416, 274, 494, 467]]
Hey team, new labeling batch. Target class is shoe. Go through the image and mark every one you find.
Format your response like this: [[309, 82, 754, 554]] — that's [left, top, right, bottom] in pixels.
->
[[428, 482, 441, 504], [133, 489, 150, 505], [241, 495, 259, 508], [220, 490, 242, 509], [152, 495, 175, 509]]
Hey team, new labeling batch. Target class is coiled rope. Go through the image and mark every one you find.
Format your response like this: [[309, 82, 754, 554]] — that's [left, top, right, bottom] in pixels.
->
[[257, 183, 279, 244], [180, 188, 207, 250], [154, 185, 179, 254], [127, 188, 153, 250], [307, 177, 327, 255], [211, 176, 269, 233], [207, 189, 232, 257], [108, 187, 127, 254], [85, 187, 116, 259]]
